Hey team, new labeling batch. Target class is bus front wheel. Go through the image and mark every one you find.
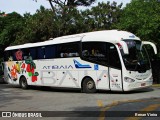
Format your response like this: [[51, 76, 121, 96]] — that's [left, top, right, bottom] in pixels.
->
[[82, 77, 96, 93], [20, 77, 28, 89]]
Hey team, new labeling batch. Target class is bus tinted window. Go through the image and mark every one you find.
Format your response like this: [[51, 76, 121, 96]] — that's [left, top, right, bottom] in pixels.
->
[[37, 47, 45, 59], [45, 45, 56, 59], [4, 50, 17, 61], [57, 42, 79, 58], [4, 51, 10, 61], [22, 48, 30, 60], [108, 43, 121, 69], [13, 49, 30, 61], [13, 50, 21, 61], [82, 42, 107, 65], [30, 48, 37, 60]]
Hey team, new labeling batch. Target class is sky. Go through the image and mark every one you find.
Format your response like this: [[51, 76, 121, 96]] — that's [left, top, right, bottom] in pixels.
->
[[0, 0, 131, 15]]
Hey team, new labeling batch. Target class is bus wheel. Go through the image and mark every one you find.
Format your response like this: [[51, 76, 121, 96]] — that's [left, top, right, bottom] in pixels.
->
[[20, 77, 28, 89], [82, 78, 96, 93]]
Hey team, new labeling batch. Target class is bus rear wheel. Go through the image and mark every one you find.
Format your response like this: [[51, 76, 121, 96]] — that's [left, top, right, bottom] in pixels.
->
[[82, 78, 96, 93], [20, 77, 28, 89]]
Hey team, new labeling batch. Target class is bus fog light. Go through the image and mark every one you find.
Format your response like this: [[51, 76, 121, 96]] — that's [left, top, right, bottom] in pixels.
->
[[124, 77, 135, 83]]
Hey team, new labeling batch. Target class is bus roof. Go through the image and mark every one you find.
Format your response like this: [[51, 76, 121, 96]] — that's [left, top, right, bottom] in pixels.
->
[[5, 30, 140, 51]]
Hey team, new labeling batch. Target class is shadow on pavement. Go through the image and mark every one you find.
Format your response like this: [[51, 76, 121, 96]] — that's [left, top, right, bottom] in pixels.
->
[[0, 84, 32, 109], [0, 83, 154, 95]]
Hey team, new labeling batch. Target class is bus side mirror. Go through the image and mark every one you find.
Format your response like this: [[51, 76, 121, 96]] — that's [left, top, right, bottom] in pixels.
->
[[119, 41, 129, 54], [142, 41, 157, 54]]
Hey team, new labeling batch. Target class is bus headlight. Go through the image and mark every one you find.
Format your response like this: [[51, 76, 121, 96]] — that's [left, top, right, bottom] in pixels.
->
[[124, 77, 135, 83]]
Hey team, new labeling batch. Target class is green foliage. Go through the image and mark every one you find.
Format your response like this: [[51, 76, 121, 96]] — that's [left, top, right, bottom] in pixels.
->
[[0, 12, 24, 58], [1, 0, 160, 60], [82, 1, 122, 31], [115, 0, 160, 58], [14, 6, 56, 44], [13, 6, 83, 44], [0, 1, 123, 60]]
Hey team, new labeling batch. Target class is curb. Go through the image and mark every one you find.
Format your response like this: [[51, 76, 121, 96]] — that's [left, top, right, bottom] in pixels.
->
[[152, 84, 160, 87]]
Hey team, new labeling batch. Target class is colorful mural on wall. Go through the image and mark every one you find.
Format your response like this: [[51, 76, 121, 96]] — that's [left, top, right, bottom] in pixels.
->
[[7, 49, 39, 83]]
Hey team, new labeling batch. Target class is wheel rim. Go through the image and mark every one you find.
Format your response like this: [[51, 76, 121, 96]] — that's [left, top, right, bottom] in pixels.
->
[[87, 81, 94, 90], [22, 80, 26, 88]]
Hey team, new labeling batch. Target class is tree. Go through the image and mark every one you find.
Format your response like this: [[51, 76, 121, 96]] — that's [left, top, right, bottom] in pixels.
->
[[33, 0, 96, 14], [46, 0, 96, 8], [33, 0, 96, 36], [116, 0, 160, 57], [0, 12, 24, 59], [13, 6, 56, 44], [82, 1, 123, 31]]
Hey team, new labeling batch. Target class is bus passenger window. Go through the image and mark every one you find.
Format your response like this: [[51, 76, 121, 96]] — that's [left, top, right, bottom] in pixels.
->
[[82, 42, 107, 65], [22, 48, 30, 60], [37, 47, 45, 59], [14, 49, 23, 61], [30, 48, 37, 60], [45, 45, 56, 59], [4, 51, 11, 61], [57, 42, 79, 58]]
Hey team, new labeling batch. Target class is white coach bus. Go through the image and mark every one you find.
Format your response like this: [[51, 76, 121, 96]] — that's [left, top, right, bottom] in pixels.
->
[[3, 30, 157, 92]]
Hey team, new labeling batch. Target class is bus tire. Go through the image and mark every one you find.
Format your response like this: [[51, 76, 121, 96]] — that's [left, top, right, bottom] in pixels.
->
[[82, 77, 96, 93], [20, 77, 28, 89]]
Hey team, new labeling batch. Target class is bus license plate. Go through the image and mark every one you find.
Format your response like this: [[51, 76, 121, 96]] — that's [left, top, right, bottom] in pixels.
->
[[141, 83, 146, 86]]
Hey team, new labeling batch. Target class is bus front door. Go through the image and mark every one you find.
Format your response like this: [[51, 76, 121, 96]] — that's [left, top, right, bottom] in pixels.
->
[[109, 67, 123, 91], [108, 44, 123, 91]]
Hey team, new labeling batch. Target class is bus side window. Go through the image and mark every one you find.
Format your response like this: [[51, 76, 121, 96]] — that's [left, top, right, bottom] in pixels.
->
[[45, 45, 56, 59], [58, 42, 79, 58], [13, 49, 27, 61], [37, 47, 45, 59], [22, 48, 30, 60], [12, 50, 18, 61], [82, 42, 107, 65], [30, 48, 37, 60], [108, 43, 121, 69], [4, 51, 11, 61]]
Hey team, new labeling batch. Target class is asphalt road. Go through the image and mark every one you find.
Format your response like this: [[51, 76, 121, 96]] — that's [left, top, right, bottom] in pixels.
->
[[0, 84, 160, 120]]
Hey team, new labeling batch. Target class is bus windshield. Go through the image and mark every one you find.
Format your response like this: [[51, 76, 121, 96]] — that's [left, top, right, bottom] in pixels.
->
[[120, 40, 150, 72]]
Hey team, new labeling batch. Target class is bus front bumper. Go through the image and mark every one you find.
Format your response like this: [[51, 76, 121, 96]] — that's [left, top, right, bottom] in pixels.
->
[[123, 81, 153, 91]]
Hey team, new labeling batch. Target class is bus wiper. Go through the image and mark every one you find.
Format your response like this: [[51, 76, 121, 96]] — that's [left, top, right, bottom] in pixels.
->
[[134, 60, 147, 73]]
